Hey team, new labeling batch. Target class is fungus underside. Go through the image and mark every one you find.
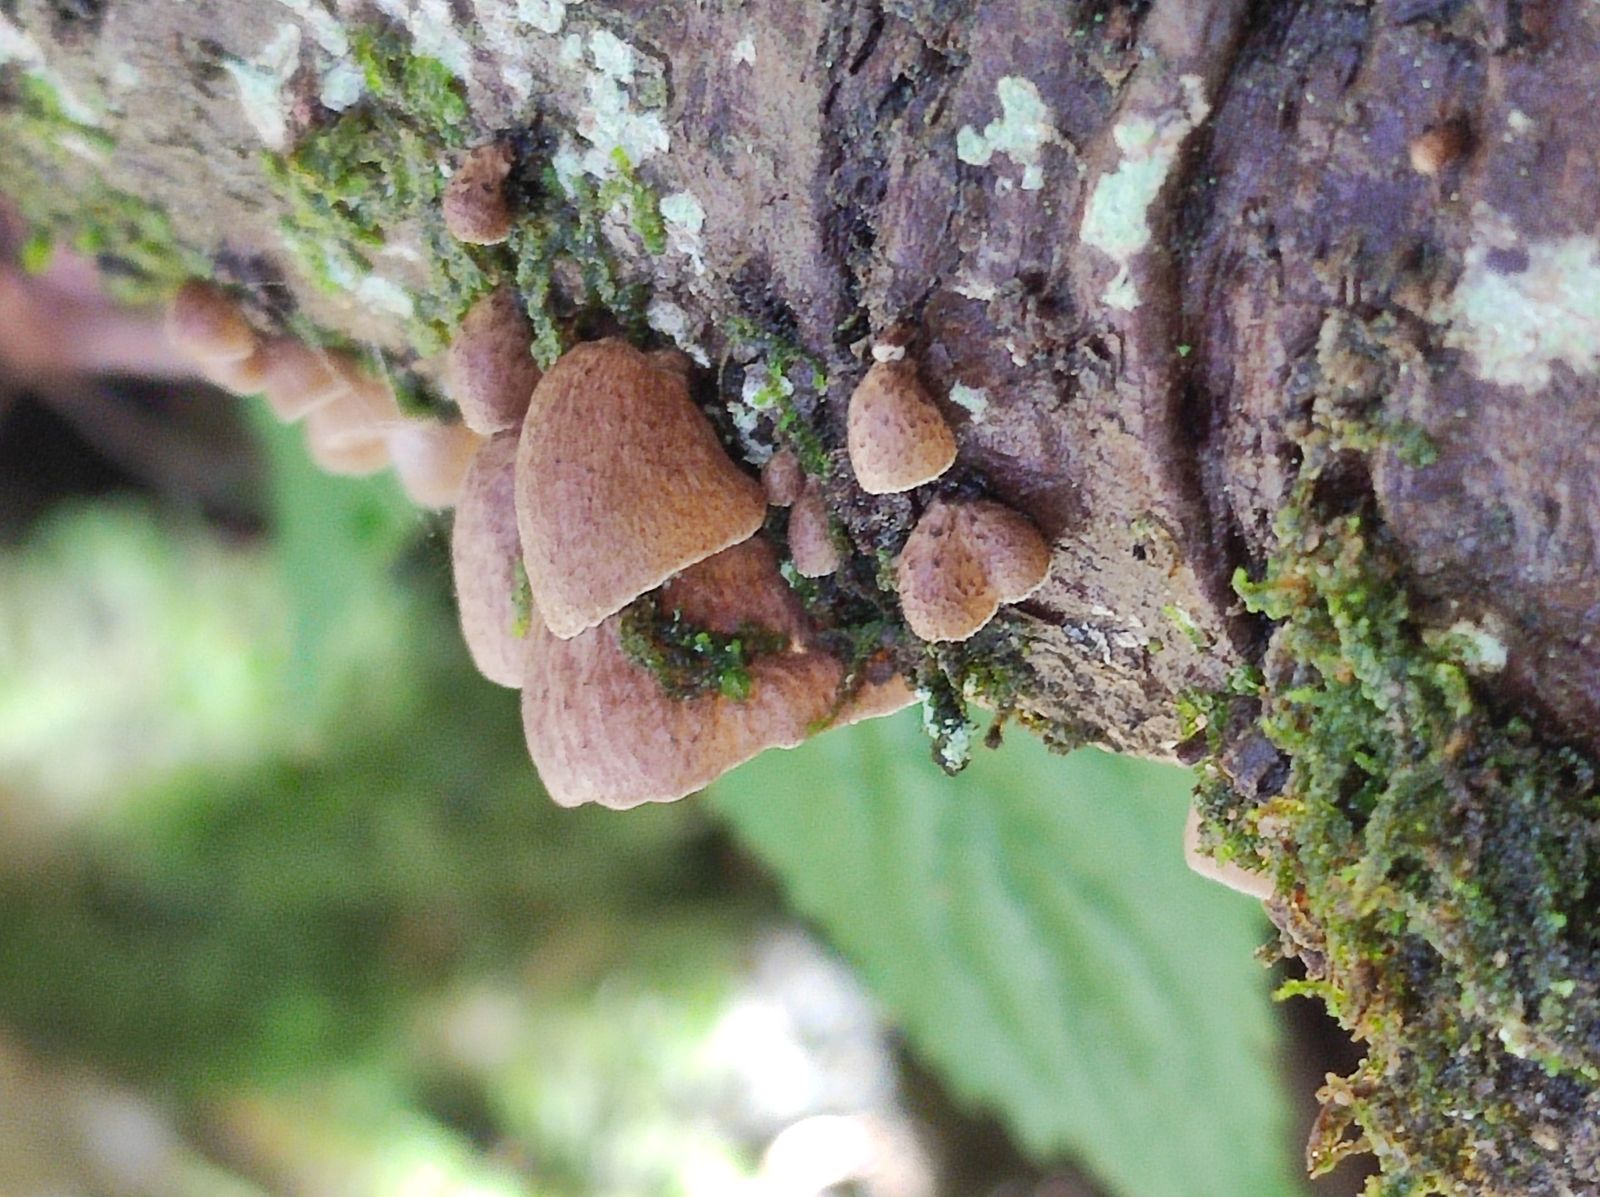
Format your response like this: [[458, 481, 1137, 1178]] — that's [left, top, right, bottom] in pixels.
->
[[1190, 411, 1600, 1193]]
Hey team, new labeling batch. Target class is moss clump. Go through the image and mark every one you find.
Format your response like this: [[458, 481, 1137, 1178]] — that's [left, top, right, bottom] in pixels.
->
[[617, 595, 787, 703], [726, 317, 832, 478], [1193, 416, 1600, 1194], [264, 26, 667, 367], [262, 28, 494, 357]]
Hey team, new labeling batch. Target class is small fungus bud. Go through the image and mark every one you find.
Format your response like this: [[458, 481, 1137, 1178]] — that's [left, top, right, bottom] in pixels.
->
[[515, 338, 766, 640], [304, 422, 391, 477], [302, 367, 403, 477], [1409, 121, 1468, 177], [446, 286, 541, 435], [442, 142, 515, 245], [895, 498, 1051, 642], [788, 480, 840, 578], [389, 420, 484, 509], [847, 360, 957, 494], [452, 433, 527, 687], [762, 448, 805, 507]]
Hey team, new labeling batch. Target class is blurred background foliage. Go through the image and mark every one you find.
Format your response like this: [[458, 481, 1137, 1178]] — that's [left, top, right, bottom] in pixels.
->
[[0, 390, 1322, 1196]]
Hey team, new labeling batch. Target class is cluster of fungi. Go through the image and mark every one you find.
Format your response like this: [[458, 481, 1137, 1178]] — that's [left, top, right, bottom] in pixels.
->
[[165, 140, 1053, 810]]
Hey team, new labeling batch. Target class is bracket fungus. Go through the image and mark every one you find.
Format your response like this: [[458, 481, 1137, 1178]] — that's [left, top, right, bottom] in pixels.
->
[[896, 498, 1052, 643], [520, 538, 899, 809], [445, 285, 541, 435], [846, 359, 957, 495], [442, 141, 515, 245], [514, 338, 765, 640], [452, 432, 527, 687]]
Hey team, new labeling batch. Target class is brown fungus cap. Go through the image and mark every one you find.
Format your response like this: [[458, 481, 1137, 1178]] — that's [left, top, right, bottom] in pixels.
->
[[520, 538, 843, 809], [252, 338, 355, 421], [787, 479, 840, 578], [302, 367, 403, 477], [389, 421, 483, 509], [452, 433, 527, 687], [166, 280, 256, 366], [762, 448, 805, 507], [445, 286, 541, 435], [895, 498, 1052, 642], [515, 338, 766, 640], [442, 142, 515, 245], [846, 359, 957, 495]]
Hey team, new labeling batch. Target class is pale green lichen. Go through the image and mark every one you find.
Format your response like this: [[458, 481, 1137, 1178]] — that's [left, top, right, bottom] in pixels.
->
[[1436, 205, 1600, 392], [223, 24, 304, 150], [1080, 76, 1208, 311], [948, 382, 989, 420], [955, 76, 1060, 192]]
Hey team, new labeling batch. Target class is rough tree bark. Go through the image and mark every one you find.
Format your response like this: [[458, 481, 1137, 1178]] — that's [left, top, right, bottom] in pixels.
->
[[4, 1, 1600, 1194]]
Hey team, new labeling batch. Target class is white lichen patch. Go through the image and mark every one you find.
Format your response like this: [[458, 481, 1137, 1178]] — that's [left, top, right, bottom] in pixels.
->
[[588, 27, 634, 80], [1, 11, 102, 125], [646, 298, 709, 366], [223, 23, 303, 150], [725, 360, 794, 464], [948, 383, 989, 421], [1426, 620, 1509, 674], [276, 0, 348, 56], [271, 0, 365, 111], [372, 0, 473, 79], [516, 0, 585, 34], [732, 34, 756, 67], [918, 690, 973, 772], [956, 76, 1060, 192], [356, 274, 416, 318], [1080, 75, 1210, 312], [307, 246, 415, 316], [659, 190, 707, 273], [1436, 207, 1600, 392], [565, 28, 669, 182]]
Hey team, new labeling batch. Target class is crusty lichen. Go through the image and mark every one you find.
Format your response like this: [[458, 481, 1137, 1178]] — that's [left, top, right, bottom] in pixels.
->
[[1191, 400, 1600, 1194]]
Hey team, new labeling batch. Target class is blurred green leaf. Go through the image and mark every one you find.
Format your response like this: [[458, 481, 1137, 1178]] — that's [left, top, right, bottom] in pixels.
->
[[710, 713, 1302, 1197], [246, 405, 425, 708]]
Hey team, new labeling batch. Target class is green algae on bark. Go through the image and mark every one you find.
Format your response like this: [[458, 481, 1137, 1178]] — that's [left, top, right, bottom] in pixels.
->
[[0, 74, 205, 306], [1191, 415, 1600, 1194]]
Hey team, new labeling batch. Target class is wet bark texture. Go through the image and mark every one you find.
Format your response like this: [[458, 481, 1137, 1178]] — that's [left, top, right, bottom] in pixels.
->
[[6, 0, 1600, 1188]]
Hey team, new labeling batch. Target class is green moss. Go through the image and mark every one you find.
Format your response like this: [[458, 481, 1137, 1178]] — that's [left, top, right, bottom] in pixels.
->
[[1192, 412, 1600, 1194], [910, 619, 1043, 774], [726, 317, 833, 477], [617, 595, 787, 703], [263, 25, 665, 371]]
